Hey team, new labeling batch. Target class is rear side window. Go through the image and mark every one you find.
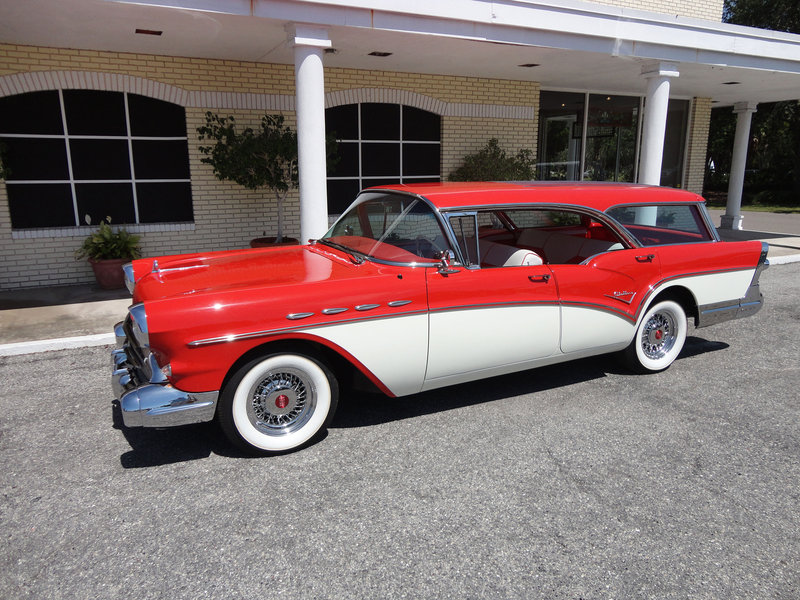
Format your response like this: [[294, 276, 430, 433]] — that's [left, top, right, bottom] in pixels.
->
[[606, 204, 713, 246]]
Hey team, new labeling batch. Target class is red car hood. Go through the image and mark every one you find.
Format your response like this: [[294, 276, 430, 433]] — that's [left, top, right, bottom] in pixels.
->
[[130, 244, 357, 303]]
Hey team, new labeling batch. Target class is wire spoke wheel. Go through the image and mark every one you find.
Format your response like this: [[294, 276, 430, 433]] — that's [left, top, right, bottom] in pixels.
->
[[219, 353, 338, 455], [625, 300, 688, 373]]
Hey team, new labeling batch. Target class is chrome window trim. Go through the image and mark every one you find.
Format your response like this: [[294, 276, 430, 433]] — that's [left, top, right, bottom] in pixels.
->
[[323, 189, 455, 268], [441, 203, 639, 255]]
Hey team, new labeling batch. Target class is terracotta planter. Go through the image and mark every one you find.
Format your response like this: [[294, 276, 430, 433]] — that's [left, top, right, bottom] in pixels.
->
[[250, 237, 300, 248], [89, 258, 128, 290]]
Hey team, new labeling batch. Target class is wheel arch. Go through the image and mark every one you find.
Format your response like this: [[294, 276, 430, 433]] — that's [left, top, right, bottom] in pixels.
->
[[219, 336, 387, 404], [645, 285, 699, 326]]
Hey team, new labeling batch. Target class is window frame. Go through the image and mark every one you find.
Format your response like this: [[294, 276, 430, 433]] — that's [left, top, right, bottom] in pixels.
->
[[325, 103, 442, 215], [0, 89, 192, 231]]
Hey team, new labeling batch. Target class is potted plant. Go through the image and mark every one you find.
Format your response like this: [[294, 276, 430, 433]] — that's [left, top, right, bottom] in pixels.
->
[[75, 216, 141, 289]]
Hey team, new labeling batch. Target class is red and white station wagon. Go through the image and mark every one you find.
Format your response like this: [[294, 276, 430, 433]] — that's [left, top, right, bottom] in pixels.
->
[[112, 182, 767, 454]]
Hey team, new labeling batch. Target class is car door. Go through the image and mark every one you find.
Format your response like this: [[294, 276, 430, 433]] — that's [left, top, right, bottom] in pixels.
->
[[554, 248, 662, 354], [423, 231, 560, 391]]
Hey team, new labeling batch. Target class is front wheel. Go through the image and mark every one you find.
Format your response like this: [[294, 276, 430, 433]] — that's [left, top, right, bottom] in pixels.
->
[[624, 300, 688, 373], [219, 353, 339, 455]]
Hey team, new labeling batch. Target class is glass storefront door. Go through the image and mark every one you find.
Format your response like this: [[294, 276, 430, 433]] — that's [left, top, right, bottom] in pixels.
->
[[537, 91, 689, 188], [583, 94, 640, 183], [537, 92, 584, 181]]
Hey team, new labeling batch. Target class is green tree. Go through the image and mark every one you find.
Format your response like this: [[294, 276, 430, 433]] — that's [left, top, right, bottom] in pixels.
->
[[706, 1, 800, 205], [449, 138, 535, 181], [198, 113, 298, 243]]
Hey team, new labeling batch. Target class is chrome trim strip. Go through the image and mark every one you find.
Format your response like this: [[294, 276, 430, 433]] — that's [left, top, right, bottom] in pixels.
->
[[387, 300, 412, 307], [128, 303, 149, 349], [286, 312, 314, 320], [153, 264, 210, 275], [355, 304, 380, 311], [322, 307, 349, 315], [122, 263, 135, 294], [187, 309, 430, 347]]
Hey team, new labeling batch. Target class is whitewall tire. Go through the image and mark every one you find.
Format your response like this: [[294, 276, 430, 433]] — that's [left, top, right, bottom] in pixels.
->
[[624, 300, 688, 373], [219, 353, 338, 455]]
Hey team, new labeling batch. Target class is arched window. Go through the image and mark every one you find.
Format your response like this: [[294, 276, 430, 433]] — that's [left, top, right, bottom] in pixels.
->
[[0, 90, 193, 229], [325, 103, 441, 214]]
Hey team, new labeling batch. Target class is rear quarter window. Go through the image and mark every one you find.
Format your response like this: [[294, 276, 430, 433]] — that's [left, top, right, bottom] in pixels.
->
[[606, 204, 713, 246]]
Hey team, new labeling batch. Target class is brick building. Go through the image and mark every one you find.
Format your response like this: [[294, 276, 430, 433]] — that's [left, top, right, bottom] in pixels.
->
[[0, 0, 798, 289]]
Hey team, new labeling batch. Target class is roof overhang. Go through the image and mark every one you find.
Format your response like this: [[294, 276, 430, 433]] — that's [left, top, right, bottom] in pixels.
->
[[1, 0, 799, 106]]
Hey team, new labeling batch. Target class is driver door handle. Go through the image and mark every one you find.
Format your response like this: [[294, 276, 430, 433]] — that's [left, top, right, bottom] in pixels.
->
[[635, 254, 655, 263], [528, 274, 551, 283]]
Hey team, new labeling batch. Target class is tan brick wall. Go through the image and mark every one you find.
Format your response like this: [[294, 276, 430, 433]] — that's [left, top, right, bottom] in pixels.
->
[[684, 98, 713, 195], [442, 116, 539, 180], [585, 0, 723, 21], [0, 44, 539, 289]]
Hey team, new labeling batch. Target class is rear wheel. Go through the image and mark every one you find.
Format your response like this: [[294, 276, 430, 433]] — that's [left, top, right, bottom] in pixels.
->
[[219, 352, 338, 455], [624, 300, 687, 373]]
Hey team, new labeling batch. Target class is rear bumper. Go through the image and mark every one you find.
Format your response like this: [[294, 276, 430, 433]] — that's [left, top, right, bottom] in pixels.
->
[[112, 320, 218, 428]]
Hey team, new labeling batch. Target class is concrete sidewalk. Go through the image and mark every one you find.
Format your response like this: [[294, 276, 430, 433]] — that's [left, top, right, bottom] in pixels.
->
[[1, 208, 799, 356]]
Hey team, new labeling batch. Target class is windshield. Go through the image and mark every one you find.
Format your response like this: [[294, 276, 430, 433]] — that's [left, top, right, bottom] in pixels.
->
[[321, 192, 450, 264]]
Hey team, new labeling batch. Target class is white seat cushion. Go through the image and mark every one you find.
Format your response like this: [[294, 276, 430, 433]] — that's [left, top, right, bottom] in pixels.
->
[[480, 240, 543, 267]]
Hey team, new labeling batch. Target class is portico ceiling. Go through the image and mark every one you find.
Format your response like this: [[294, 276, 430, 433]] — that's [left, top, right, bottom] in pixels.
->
[[2, 0, 800, 107]]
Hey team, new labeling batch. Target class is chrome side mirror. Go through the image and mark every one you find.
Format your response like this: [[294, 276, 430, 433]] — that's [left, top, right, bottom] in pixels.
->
[[437, 250, 460, 276]]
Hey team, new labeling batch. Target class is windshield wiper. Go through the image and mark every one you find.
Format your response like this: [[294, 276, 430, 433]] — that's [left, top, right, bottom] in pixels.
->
[[314, 239, 366, 264]]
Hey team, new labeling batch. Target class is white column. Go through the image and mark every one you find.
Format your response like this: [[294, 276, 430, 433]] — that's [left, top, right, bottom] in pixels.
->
[[721, 102, 757, 230], [638, 61, 680, 186], [290, 25, 331, 242]]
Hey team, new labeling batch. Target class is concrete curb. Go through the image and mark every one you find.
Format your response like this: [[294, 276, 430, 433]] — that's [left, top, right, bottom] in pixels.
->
[[768, 253, 800, 266], [0, 333, 115, 357]]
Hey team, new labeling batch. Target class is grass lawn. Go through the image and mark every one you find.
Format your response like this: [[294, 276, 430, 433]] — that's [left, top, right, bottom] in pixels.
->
[[703, 191, 800, 214], [705, 202, 800, 214]]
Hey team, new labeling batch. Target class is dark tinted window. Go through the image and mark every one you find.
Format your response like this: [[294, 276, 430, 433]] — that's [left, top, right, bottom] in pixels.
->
[[0, 89, 192, 229], [361, 103, 400, 140], [6, 183, 74, 228], [132, 140, 190, 179], [0, 91, 63, 135], [326, 104, 358, 140], [63, 90, 127, 136], [70, 139, 131, 180], [128, 94, 187, 137]]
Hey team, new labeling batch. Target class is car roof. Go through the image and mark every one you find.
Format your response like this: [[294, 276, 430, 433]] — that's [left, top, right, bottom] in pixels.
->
[[364, 182, 705, 212]]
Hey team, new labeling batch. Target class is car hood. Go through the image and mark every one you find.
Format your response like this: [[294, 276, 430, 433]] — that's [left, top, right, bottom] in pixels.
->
[[130, 244, 360, 303]]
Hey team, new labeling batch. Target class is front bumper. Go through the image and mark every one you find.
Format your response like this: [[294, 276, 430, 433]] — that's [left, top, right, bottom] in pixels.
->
[[112, 319, 218, 428]]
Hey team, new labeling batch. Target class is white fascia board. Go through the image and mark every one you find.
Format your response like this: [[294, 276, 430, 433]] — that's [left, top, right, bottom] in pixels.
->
[[283, 0, 800, 69], [114, 0, 800, 70], [109, 0, 254, 15]]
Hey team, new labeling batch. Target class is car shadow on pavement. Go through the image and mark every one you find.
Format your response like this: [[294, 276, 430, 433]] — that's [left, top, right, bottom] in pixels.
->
[[331, 335, 730, 430], [111, 400, 248, 468], [110, 335, 729, 465]]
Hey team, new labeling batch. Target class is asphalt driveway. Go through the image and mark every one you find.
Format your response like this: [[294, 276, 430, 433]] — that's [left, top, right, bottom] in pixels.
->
[[1, 264, 798, 599]]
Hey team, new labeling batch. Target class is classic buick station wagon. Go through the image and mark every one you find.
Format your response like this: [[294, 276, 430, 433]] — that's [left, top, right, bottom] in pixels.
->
[[112, 183, 767, 454]]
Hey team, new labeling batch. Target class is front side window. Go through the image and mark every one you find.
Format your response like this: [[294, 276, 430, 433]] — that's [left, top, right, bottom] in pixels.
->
[[322, 192, 448, 264], [606, 204, 713, 246], [0, 90, 193, 229]]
